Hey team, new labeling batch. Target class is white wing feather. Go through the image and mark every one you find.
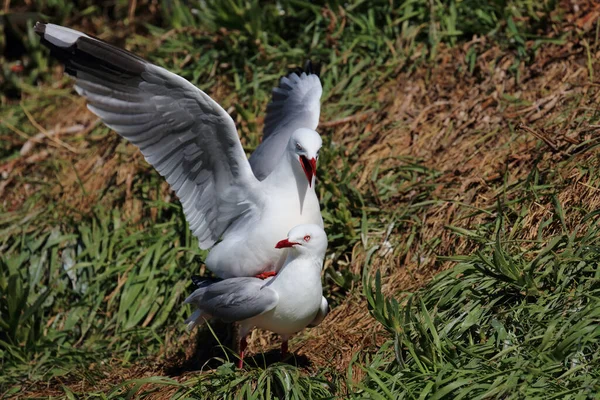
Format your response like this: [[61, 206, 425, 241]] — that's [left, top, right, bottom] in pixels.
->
[[249, 68, 322, 180], [36, 23, 262, 249]]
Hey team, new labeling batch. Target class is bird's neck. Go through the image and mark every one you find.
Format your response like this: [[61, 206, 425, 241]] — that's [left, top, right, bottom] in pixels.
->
[[272, 255, 323, 286], [263, 151, 313, 209]]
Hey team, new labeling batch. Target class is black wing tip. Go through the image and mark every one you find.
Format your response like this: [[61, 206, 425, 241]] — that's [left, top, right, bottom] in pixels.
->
[[34, 21, 46, 36], [191, 275, 221, 287], [303, 59, 321, 77], [191, 275, 204, 287], [280, 59, 322, 85], [36, 23, 147, 78]]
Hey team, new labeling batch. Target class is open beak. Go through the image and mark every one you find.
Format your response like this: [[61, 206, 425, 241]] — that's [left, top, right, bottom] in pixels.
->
[[275, 238, 299, 249], [299, 156, 317, 187]]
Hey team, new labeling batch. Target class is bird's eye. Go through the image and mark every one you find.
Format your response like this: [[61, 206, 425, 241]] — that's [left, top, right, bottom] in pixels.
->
[[304, 235, 311, 242], [295, 142, 303, 151]]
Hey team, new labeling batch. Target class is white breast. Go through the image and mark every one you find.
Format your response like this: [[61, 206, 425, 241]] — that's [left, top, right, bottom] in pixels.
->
[[248, 260, 323, 335], [205, 179, 323, 278]]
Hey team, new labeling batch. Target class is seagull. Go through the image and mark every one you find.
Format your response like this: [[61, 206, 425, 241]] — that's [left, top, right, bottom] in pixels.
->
[[35, 22, 324, 279], [249, 62, 322, 180], [184, 224, 329, 368]]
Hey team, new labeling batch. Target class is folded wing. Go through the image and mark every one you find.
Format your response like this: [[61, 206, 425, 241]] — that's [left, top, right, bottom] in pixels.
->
[[35, 22, 262, 249], [308, 296, 329, 327], [184, 277, 279, 322], [249, 61, 322, 180]]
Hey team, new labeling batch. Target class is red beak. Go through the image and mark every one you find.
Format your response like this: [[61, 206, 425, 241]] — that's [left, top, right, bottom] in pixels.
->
[[299, 156, 317, 187], [275, 238, 299, 249]]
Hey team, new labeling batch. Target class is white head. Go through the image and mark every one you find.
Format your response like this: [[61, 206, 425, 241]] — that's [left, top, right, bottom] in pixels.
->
[[288, 128, 323, 187], [275, 223, 328, 262]]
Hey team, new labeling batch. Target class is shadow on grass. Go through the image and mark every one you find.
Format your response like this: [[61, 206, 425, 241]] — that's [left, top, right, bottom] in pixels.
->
[[163, 321, 311, 376], [244, 349, 311, 370]]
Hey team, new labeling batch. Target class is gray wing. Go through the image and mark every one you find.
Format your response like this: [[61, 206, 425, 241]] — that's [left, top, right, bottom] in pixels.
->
[[184, 277, 279, 322], [308, 296, 329, 328], [35, 23, 263, 249], [249, 62, 322, 180]]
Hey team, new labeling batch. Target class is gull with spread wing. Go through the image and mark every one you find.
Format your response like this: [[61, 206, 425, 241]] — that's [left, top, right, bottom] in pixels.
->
[[35, 22, 324, 279], [185, 224, 329, 368]]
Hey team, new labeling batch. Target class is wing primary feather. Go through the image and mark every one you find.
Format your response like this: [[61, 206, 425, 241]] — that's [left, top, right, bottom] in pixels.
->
[[36, 22, 263, 250], [249, 59, 322, 179]]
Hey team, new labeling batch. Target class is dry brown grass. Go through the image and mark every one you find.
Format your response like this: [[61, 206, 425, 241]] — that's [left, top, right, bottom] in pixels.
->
[[294, 0, 600, 373]]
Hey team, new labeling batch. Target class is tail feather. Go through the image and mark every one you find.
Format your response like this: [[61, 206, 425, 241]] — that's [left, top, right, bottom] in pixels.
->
[[184, 309, 206, 331], [184, 276, 219, 330]]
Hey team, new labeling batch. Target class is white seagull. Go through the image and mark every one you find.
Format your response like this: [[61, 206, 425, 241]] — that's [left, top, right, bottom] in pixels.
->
[[184, 224, 329, 368], [35, 23, 324, 279]]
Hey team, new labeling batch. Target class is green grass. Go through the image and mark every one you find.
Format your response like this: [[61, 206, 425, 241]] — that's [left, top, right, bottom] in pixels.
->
[[0, 204, 197, 385], [362, 209, 600, 398], [364, 206, 600, 399], [4, 0, 599, 398], [359, 147, 600, 398]]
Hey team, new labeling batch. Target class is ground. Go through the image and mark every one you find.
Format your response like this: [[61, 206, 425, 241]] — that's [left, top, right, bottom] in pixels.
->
[[2, 0, 600, 398]]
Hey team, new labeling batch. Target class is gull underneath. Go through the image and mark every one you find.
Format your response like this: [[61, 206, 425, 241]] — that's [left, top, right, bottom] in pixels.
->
[[184, 224, 329, 368]]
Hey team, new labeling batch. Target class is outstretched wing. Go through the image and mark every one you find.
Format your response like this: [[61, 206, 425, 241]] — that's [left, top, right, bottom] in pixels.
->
[[184, 277, 279, 322], [249, 61, 322, 180], [36, 23, 262, 249]]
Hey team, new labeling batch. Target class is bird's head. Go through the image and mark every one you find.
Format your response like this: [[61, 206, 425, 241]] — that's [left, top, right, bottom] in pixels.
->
[[288, 129, 322, 187], [275, 223, 328, 261]]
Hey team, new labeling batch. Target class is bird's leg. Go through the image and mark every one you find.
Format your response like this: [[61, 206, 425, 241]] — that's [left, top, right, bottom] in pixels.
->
[[237, 335, 248, 369], [281, 338, 289, 358], [255, 271, 277, 279], [232, 322, 241, 353]]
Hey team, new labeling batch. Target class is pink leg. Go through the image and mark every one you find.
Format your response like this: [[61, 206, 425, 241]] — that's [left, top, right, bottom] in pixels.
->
[[281, 339, 289, 358], [255, 271, 277, 279], [237, 335, 248, 369]]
